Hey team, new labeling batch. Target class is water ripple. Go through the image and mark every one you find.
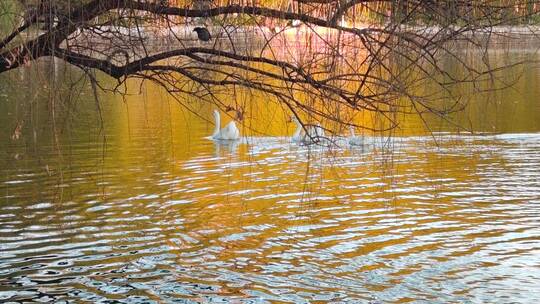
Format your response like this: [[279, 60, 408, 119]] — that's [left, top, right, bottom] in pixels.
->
[[1, 134, 540, 302]]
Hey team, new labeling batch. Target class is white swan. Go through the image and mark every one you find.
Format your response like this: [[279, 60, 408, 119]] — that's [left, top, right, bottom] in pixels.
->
[[291, 20, 302, 27], [348, 126, 364, 146], [291, 117, 304, 142], [291, 117, 325, 144], [212, 110, 240, 140], [308, 124, 325, 139]]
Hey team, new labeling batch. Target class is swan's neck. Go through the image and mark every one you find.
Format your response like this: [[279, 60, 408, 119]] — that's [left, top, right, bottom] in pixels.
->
[[293, 120, 302, 138], [349, 126, 355, 137], [212, 112, 221, 137], [316, 124, 324, 136]]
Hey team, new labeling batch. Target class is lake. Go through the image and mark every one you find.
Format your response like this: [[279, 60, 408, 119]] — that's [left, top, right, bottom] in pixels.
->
[[1, 34, 540, 302]]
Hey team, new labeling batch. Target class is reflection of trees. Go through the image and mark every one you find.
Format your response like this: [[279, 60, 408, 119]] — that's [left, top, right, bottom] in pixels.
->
[[0, 1, 536, 134]]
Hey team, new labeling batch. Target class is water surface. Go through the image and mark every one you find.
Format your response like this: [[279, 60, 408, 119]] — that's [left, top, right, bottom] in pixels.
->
[[1, 45, 540, 302]]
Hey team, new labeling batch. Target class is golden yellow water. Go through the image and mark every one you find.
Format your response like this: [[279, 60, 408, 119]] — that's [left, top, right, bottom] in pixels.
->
[[1, 48, 540, 302]]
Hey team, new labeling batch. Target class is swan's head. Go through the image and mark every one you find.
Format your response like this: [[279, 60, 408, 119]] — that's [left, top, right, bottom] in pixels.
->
[[287, 115, 300, 124], [213, 109, 220, 119]]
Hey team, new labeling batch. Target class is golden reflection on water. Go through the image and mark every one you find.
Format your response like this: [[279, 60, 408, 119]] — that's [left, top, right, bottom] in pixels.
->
[[0, 51, 540, 302]]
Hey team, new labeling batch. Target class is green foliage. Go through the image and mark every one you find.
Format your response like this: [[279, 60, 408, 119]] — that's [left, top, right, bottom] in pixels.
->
[[526, 13, 540, 24], [0, 0, 22, 36]]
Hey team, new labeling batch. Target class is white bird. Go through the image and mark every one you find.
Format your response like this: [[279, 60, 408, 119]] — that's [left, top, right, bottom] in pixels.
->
[[291, 116, 325, 144], [212, 110, 240, 140], [308, 124, 325, 139], [291, 117, 304, 142], [348, 126, 364, 146], [291, 20, 302, 27]]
